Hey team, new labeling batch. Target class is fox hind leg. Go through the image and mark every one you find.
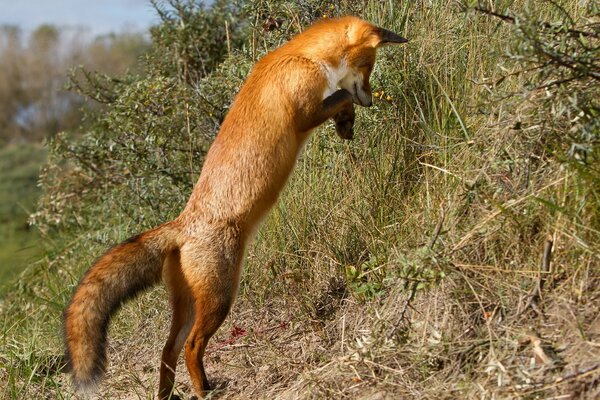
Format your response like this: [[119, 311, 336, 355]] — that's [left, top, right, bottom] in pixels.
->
[[159, 250, 194, 400], [184, 272, 237, 395], [179, 235, 243, 397]]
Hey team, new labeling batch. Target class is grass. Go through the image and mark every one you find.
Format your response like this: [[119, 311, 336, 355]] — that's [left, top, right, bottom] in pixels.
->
[[1, 0, 599, 399], [0, 143, 46, 291]]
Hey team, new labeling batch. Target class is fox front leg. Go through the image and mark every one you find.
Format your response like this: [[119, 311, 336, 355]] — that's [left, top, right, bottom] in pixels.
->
[[333, 102, 355, 140], [321, 89, 355, 140], [306, 89, 353, 131]]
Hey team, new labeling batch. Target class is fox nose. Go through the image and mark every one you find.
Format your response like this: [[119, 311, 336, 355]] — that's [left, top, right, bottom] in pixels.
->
[[360, 97, 372, 107], [353, 92, 373, 107]]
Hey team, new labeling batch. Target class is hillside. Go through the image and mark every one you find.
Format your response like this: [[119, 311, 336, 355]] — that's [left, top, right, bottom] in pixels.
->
[[1, 1, 598, 399]]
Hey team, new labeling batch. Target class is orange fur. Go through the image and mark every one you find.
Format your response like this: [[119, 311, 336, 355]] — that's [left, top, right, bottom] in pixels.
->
[[63, 16, 406, 399]]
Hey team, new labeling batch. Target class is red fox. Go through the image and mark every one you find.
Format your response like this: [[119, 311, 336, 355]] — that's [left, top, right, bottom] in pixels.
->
[[64, 16, 407, 399]]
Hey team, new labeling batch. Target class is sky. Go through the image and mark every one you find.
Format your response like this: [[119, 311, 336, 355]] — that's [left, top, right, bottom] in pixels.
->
[[0, 0, 159, 36]]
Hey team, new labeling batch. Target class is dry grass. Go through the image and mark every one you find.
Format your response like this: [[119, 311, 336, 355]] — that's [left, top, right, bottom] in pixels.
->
[[55, 249, 597, 399], [1, 0, 599, 399]]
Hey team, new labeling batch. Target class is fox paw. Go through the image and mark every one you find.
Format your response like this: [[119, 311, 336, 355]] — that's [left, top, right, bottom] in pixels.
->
[[333, 104, 355, 140]]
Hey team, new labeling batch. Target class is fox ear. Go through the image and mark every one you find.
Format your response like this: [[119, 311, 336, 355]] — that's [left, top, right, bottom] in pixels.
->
[[373, 27, 408, 47]]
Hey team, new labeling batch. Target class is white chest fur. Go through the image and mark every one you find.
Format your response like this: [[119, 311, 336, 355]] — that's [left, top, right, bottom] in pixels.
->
[[320, 58, 348, 99]]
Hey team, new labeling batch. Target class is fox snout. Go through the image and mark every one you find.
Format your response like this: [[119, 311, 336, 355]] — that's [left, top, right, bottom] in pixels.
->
[[339, 72, 373, 107], [355, 86, 373, 107]]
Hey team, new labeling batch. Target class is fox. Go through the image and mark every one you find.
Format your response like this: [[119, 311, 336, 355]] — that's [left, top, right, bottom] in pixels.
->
[[63, 16, 407, 399]]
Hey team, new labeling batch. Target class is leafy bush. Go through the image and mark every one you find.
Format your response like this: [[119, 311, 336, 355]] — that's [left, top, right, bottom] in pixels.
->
[[150, 0, 250, 83], [472, 0, 600, 245], [34, 1, 254, 236], [479, 1, 598, 168]]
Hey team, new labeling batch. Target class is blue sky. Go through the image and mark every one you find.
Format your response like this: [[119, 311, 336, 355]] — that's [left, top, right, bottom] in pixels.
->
[[0, 0, 159, 36]]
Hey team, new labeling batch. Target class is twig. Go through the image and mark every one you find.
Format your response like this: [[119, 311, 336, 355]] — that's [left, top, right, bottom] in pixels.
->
[[519, 236, 553, 316], [554, 363, 600, 384], [225, 20, 231, 56], [473, 6, 599, 39], [389, 204, 447, 336], [452, 176, 565, 252], [429, 204, 447, 249], [518, 362, 600, 394], [389, 282, 418, 337], [206, 320, 289, 355]]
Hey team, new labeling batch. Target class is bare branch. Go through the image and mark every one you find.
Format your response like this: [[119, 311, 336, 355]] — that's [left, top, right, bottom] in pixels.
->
[[473, 5, 599, 39]]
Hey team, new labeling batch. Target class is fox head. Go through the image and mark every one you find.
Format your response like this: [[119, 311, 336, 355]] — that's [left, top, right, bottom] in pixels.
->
[[338, 20, 408, 106]]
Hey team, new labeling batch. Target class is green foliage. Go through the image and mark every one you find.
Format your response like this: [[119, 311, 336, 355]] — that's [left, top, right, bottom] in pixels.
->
[[392, 246, 448, 291], [33, 1, 259, 238], [149, 0, 250, 83], [0, 144, 45, 288], [345, 245, 447, 301], [345, 255, 385, 301], [472, 0, 600, 241], [504, 3, 598, 162], [36, 74, 221, 234]]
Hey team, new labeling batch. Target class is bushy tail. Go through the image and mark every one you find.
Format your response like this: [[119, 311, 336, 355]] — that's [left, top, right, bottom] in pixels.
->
[[63, 222, 180, 394]]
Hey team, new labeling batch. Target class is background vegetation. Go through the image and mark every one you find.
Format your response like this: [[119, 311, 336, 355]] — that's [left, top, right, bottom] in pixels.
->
[[0, 144, 45, 285], [0, 23, 149, 288], [1, 0, 599, 398]]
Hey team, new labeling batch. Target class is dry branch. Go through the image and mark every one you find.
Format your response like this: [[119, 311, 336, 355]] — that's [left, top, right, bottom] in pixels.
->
[[473, 5, 599, 39], [519, 236, 553, 316]]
